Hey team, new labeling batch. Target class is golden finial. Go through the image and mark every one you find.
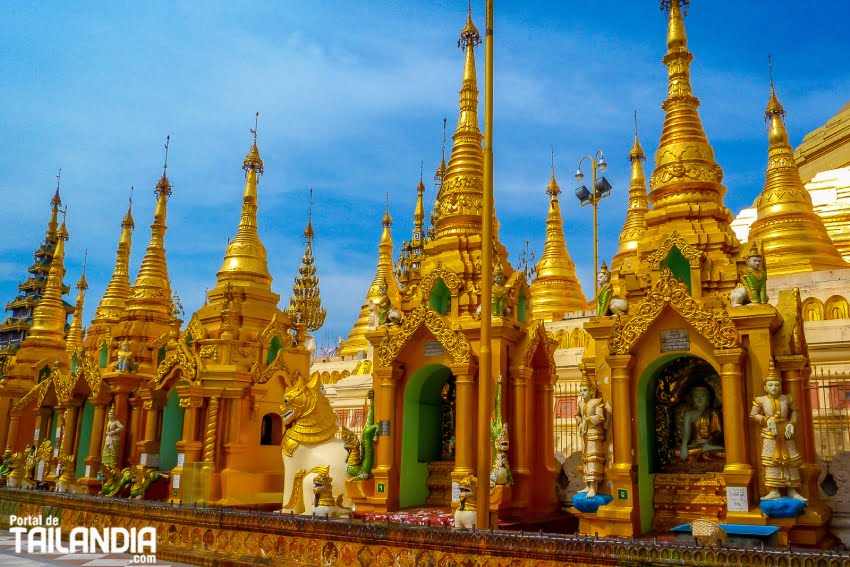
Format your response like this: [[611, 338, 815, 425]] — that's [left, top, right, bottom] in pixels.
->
[[122, 187, 135, 229], [52, 169, 62, 207], [382, 193, 392, 227], [765, 55, 786, 120], [547, 146, 560, 197], [29, 204, 70, 341], [66, 249, 88, 353], [217, 115, 272, 286], [243, 112, 264, 173], [155, 135, 172, 197], [747, 70, 848, 275], [434, 117, 448, 185], [615, 110, 649, 259], [459, 0, 481, 49], [660, 0, 689, 16], [93, 190, 136, 323], [77, 249, 88, 291], [288, 190, 326, 332], [531, 147, 586, 321]]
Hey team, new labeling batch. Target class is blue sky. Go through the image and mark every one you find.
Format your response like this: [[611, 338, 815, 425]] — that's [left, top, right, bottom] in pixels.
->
[[1, 1, 848, 347]]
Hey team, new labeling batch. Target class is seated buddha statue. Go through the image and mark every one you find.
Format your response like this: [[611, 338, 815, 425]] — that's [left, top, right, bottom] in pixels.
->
[[678, 386, 725, 462]]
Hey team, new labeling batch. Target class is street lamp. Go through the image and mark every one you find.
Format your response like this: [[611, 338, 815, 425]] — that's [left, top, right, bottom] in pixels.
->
[[575, 150, 613, 298]]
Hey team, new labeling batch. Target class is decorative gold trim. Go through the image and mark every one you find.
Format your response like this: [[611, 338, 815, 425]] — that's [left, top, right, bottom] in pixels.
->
[[13, 380, 49, 411], [519, 320, 557, 378], [420, 261, 462, 297], [185, 313, 206, 342], [609, 267, 739, 354], [645, 231, 705, 268], [154, 343, 199, 388], [75, 351, 103, 398], [377, 305, 472, 368], [259, 312, 294, 347], [256, 349, 290, 385]]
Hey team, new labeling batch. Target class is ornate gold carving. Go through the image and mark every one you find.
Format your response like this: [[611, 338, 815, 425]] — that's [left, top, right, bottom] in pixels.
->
[[199, 345, 218, 360], [377, 305, 472, 368], [259, 312, 294, 347], [420, 261, 462, 297], [645, 231, 705, 268], [204, 397, 219, 465], [257, 349, 289, 385], [519, 320, 557, 379], [52, 363, 79, 404], [143, 400, 154, 410], [281, 371, 339, 457], [185, 313, 206, 342], [154, 342, 199, 387], [13, 380, 50, 411], [236, 346, 257, 361], [609, 268, 739, 354], [178, 398, 191, 409], [75, 351, 103, 398]]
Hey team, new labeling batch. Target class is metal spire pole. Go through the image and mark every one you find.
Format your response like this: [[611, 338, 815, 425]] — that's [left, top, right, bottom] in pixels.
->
[[476, 0, 494, 530]]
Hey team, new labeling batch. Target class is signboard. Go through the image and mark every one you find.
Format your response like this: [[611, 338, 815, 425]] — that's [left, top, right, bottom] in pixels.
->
[[377, 483, 385, 493], [173, 474, 181, 489], [660, 329, 690, 352], [85, 465, 91, 478], [617, 488, 629, 500], [378, 420, 391, 437], [177, 453, 185, 467], [726, 486, 748, 512], [424, 341, 444, 357], [33, 429, 40, 441], [452, 482, 460, 503], [36, 461, 45, 481]]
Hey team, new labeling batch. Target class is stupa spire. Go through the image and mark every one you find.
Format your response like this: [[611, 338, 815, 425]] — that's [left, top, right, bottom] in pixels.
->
[[615, 112, 650, 256], [288, 189, 327, 332], [433, 6, 485, 238], [93, 190, 135, 323], [126, 136, 173, 316], [339, 197, 401, 356], [747, 66, 848, 274], [649, 1, 726, 210], [46, 169, 62, 241], [66, 250, 88, 353], [29, 215, 70, 341], [530, 149, 586, 321], [217, 112, 272, 286]]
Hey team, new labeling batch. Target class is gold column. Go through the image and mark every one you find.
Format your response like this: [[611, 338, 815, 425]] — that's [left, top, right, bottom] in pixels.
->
[[141, 399, 162, 467], [5, 411, 21, 452], [203, 397, 219, 465], [715, 348, 753, 492], [59, 402, 80, 457], [127, 396, 142, 466], [0, 397, 12, 451], [534, 368, 557, 477], [509, 366, 532, 475], [451, 364, 476, 481], [604, 354, 637, 532], [35, 408, 52, 445], [80, 400, 108, 487], [372, 363, 402, 511]]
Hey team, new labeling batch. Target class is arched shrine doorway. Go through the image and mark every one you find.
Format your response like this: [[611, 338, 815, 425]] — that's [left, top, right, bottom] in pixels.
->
[[637, 354, 725, 533], [400, 364, 455, 508]]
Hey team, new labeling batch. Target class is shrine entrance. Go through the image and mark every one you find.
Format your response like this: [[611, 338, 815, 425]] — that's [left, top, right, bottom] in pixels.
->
[[400, 364, 456, 508], [637, 354, 726, 533]]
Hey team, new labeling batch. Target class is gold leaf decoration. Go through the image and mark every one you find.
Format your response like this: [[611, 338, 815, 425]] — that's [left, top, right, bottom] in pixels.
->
[[608, 267, 739, 354], [377, 304, 472, 368], [645, 231, 705, 269]]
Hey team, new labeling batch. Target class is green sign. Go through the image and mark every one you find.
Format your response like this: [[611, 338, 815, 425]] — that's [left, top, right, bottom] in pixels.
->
[[377, 483, 386, 493], [617, 488, 629, 500]]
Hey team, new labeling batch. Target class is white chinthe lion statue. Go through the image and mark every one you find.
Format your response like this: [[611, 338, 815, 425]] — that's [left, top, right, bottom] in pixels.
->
[[279, 371, 351, 515]]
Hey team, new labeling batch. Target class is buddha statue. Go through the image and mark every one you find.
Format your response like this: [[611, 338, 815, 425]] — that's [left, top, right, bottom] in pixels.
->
[[678, 386, 725, 462]]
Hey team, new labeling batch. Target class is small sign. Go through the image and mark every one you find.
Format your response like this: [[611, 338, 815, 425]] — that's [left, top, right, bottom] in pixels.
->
[[34, 429, 40, 441], [452, 482, 460, 503], [617, 488, 629, 500], [173, 474, 181, 489], [37, 461, 45, 481], [177, 453, 185, 467], [85, 465, 91, 478], [660, 329, 690, 352], [378, 420, 391, 437], [140, 453, 147, 466], [424, 341, 444, 357], [726, 486, 749, 512], [377, 483, 385, 493]]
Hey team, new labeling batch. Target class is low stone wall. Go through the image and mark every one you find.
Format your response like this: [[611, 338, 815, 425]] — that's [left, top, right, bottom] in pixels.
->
[[1, 488, 848, 567]]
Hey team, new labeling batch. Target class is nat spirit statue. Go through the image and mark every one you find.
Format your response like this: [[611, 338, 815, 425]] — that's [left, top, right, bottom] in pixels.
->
[[679, 386, 724, 461], [750, 361, 806, 501], [114, 339, 136, 372], [373, 278, 401, 326], [595, 262, 628, 316], [731, 241, 768, 307], [576, 376, 607, 498], [491, 264, 508, 318], [102, 407, 124, 465]]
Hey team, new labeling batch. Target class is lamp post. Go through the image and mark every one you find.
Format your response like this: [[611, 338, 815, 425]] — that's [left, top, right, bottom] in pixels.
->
[[574, 151, 613, 298]]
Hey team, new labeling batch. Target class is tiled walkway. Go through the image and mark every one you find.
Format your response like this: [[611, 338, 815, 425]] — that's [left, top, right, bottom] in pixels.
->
[[0, 530, 193, 566]]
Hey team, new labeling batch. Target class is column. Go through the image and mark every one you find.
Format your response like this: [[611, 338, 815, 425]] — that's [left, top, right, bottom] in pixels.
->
[[5, 411, 21, 452], [509, 366, 532, 475], [608, 355, 634, 471], [80, 399, 108, 488], [59, 402, 80, 457], [127, 397, 142, 466], [777, 355, 818, 499], [714, 348, 753, 491], [451, 363, 476, 480], [372, 363, 402, 511], [140, 398, 162, 468]]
